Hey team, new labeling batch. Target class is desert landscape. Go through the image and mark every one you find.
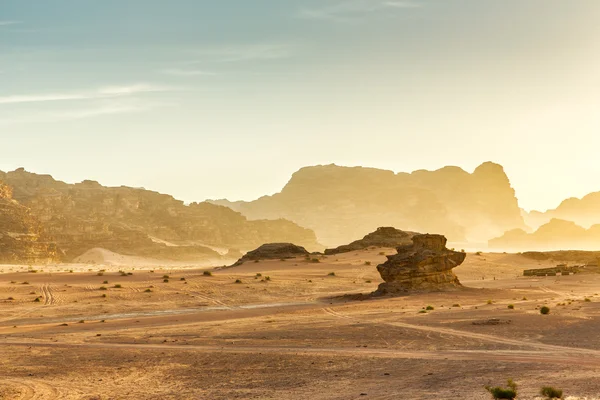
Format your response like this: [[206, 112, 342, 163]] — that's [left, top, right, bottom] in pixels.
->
[[3, 230, 600, 399], [4, 1, 600, 398]]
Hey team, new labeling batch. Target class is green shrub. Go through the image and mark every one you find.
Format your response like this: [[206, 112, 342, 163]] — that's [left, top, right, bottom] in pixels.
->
[[452, 304, 461, 307], [145, 289, 152, 293], [203, 271, 212, 276], [103, 280, 109, 284], [101, 294, 107, 298], [418, 310, 427, 314], [364, 261, 371, 265], [162, 275, 169, 279], [426, 305, 434, 311], [99, 286, 108, 291], [265, 276, 271, 281], [540, 386, 563, 399], [256, 273, 262, 277], [540, 306, 550, 315], [235, 279, 242, 284], [485, 379, 517, 399], [508, 304, 514, 309], [584, 298, 591, 302], [487, 299, 493, 304], [163, 279, 169, 283], [328, 272, 336, 276], [33, 297, 41, 302], [180, 277, 186, 281], [113, 284, 122, 289]]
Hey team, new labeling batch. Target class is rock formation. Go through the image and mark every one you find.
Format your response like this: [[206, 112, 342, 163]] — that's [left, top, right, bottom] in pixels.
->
[[0, 168, 321, 261], [523, 191, 600, 231], [374, 234, 466, 294], [489, 218, 600, 251], [324, 227, 417, 255], [211, 162, 525, 247], [0, 181, 59, 264], [231, 243, 310, 266]]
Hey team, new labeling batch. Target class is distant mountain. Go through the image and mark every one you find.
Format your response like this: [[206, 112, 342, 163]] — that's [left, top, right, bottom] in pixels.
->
[[211, 162, 525, 247], [0, 168, 320, 262], [0, 181, 59, 263], [489, 218, 600, 251], [524, 192, 600, 230]]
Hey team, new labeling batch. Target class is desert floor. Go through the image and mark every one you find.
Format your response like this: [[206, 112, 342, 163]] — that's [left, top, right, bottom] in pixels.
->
[[1, 250, 600, 399]]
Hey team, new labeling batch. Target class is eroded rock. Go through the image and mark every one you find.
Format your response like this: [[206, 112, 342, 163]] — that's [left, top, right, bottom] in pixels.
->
[[374, 234, 465, 294], [324, 227, 417, 255], [232, 243, 309, 266]]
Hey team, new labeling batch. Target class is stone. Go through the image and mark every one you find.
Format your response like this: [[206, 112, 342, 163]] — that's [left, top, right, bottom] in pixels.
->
[[324, 227, 417, 255], [231, 243, 310, 266], [374, 234, 465, 294]]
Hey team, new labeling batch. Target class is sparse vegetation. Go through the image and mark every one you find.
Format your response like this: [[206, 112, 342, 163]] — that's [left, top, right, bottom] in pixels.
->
[[540, 386, 563, 399], [203, 271, 212, 276], [265, 276, 271, 281], [485, 379, 517, 399], [584, 298, 591, 302], [540, 306, 550, 315], [163, 279, 169, 283], [328, 272, 336, 276], [235, 279, 242, 284], [145, 289, 152, 293], [113, 284, 122, 289], [487, 299, 493, 304], [33, 297, 41, 302], [103, 280, 109, 284], [452, 304, 461, 307], [426, 305, 434, 310], [99, 286, 108, 290], [364, 261, 371, 265], [101, 294, 107, 298], [508, 304, 514, 309]]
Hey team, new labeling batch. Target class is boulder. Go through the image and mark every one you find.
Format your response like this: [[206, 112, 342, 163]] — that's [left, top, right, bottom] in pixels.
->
[[232, 243, 309, 266], [374, 234, 465, 294], [324, 227, 417, 255]]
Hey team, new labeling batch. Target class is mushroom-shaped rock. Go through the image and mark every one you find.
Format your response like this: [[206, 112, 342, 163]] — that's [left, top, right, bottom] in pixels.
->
[[374, 234, 465, 295]]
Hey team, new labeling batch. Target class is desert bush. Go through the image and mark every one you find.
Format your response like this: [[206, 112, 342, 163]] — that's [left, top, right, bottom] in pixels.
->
[[103, 280, 109, 284], [485, 379, 517, 399], [508, 304, 514, 309], [540, 306, 550, 315], [265, 276, 271, 281], [113, 284, 122, 289], [540, 386, 563, 399], [365, 261, 371, 265], [452, 304, 461, 307], [379, 252, 386, 255], [254, 260, 260, 263], [99, 286, 108, 291], [476, 251, 482, 256], [203, 271, 212, 276], [97, 272, 104, 276], [487, 299, 493, 304], [101, 294, 107, 298], [145, 289, 152, 293], [328, 272, 336, 276], [310, 258, 320, 263], [162, 275, 169, 279], [418, 310, 427, 314], [256, 273, 262, 277], [180, 277, 186, 281], [235, 279, 242, 284], [163, 279, 169, 283], [33, 297, 41, 302], [426, 305, 434, 310], [584, 298, 591, 302]]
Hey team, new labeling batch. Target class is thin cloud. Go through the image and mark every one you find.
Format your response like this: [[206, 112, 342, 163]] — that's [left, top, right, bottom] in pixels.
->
[[0, 98, 173, 125], [0, 21, 22, 26], [186, 44, 293, 64], [0, 84, 173, 105], [298, 0, 421, 22], [161, 68, 217, 77]]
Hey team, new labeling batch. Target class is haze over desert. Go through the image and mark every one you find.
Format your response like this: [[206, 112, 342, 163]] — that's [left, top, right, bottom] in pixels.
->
[[3, 1, 600, 399]]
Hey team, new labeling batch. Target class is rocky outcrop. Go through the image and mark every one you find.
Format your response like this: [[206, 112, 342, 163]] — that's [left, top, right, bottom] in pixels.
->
[[324, 227, 417, 255], [211, 162, 525, 247], [0, 181, 59, 264], [231, 243, 310, 266], [524, 191, 600, 231], [374, 234, 466, 294], [0, 168, 320, 261], [489, 218, 600, 251]]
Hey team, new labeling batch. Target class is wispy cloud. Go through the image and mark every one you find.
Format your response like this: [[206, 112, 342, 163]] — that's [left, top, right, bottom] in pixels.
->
[[0, 83, 173, 105], [161, 68, 217, 77], [186, 43, 293, 64], [0, 98, 173, 125], [298, 0, 420, 22], [0, 21, 22, 26]]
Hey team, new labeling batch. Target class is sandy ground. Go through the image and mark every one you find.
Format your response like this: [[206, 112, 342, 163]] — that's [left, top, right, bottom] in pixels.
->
[[1, 249, 600, 399]]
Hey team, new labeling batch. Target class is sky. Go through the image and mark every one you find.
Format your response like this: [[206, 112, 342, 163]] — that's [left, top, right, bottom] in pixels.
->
[[1, 0, 600, 212]]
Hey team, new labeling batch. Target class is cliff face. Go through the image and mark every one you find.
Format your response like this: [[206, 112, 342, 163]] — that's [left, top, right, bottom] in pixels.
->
[[489, 218, 600, 251], [374, 234, 466, 294], [524, 192, 600, 230], [213, 162, 525, 247], [0, 181, 59, 264], [0, 169, 320, 261]]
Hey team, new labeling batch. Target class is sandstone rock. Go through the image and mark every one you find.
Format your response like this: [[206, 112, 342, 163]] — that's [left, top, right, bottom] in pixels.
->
[[232, 243, 309, 266], [211, 162, 525, 247], [0, 168, 321, 261], [0, 181, 59, 264], [324, 227, 417, 255], [374, 234, 465, 294]]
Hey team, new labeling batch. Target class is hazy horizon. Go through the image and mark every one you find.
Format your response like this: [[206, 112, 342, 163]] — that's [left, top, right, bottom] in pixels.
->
[[2, 0, 600, 211]]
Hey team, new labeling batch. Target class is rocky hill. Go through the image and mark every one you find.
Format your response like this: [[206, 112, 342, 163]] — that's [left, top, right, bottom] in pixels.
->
[[325, 227, 417, 255], [230, 243, 310, 266], [524, 191, 600, 230], [212, 162, 525, 246], [489, 218, 600, 251], [0, 168, 320, 261], [0, 181, 59, 264]]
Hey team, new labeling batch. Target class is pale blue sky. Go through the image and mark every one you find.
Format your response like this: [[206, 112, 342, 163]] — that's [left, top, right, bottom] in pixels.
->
[[1, 1, 600, 211]]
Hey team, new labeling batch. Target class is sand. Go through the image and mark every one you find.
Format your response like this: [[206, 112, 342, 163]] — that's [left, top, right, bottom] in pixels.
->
[[1, 249, 600, 399]]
